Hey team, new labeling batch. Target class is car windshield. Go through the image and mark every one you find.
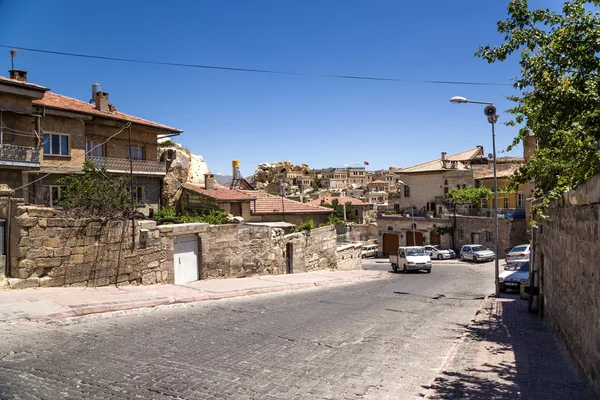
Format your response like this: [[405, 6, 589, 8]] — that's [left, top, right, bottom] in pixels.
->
[[510, 246, 528, 253], [406, 248, 427, 256], [507, 262, 529, 272], [471, 245, 487, 252]]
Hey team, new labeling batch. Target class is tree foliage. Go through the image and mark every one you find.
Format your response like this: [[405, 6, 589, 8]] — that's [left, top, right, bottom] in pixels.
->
[[476, 0, 600, 218], [55, 161, 132, 218], [447, 187, 492, 208], [153, 207, 229, 225], [328, 199, 357, 222]]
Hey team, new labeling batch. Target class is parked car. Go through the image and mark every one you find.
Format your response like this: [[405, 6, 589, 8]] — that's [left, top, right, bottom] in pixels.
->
[[389, 246, 432, 273], [505, 244, 531, 264], [424, 245, 456, 260], [499, 260, 530, 292], [460, 244, 495, 263], [361, 244, 378, 259]]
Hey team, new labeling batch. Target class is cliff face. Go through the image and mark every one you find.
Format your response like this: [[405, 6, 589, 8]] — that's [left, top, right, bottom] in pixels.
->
[[160, 145, 210, 209], [251, 161, 312, 189]]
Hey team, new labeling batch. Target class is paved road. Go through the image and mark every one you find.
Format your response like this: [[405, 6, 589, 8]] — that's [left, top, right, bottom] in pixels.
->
[[0, 262, 494, 400]]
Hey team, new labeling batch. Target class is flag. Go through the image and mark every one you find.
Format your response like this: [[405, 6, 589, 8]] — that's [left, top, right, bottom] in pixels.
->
[[364, 161, 369, 165]]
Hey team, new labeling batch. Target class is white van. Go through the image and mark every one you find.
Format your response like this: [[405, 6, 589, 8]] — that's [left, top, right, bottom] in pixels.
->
[[361, 244, 378, 259], [389, 246, 432, 273]]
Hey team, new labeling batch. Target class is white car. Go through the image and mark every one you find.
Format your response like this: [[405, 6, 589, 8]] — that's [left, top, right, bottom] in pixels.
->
[[499, 260, 530, 292], [505, 244, 531, 264], [424, 245, 456, 260], [460, 244, 495, 263]]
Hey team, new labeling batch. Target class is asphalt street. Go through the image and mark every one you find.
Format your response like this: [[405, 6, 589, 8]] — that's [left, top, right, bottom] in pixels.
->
[[0, 260, 495, 400]]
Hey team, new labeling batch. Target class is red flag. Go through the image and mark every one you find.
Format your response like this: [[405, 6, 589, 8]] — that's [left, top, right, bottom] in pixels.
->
[[364, 161, 369, 165]]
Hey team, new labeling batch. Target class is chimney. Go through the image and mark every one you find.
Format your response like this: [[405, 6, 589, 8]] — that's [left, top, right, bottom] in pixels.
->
[[94, 91, 109, 112], [441, 152, 447, 161], [204, 173, 215, 190], [9, 69, 28, 82]]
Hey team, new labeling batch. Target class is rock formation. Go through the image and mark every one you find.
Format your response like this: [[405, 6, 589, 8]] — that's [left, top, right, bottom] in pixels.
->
[[251, 161, 312, 189], [159, 143, 210, 209]]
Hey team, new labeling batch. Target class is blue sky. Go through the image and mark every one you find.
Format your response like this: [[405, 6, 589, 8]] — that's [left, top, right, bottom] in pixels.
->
[[0, 0, 564, 177]]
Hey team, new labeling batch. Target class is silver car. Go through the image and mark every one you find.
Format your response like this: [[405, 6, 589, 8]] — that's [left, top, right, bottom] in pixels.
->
[[424, 245, 456, 260], [460, 244, 495, 263], [505, 244, 531, 264]]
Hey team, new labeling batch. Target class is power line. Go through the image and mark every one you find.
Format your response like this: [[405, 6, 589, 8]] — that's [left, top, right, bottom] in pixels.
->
[[1, 44, 512, 87]]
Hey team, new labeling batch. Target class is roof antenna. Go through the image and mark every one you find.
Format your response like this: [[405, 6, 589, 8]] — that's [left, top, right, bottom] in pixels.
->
[[9, 48, 17, 70]]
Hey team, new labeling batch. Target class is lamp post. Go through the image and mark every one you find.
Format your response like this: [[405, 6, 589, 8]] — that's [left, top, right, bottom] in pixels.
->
[[398, 180, 416, 246], [450, 96, 500, 297]]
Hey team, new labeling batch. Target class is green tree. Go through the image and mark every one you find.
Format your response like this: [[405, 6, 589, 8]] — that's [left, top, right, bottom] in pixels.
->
[[476, 0, 600, 218], [328, 199, 357, 222], [447, 187, 492, 208], [55, 161, 132, 218]]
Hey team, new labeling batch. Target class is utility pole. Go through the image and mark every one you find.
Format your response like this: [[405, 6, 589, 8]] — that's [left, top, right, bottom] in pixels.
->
[[128, 124, 135, 248]]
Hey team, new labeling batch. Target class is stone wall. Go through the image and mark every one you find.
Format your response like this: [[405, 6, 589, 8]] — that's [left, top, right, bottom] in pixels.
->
[[8, 205, 353, 287], [454, 215, 527, 256], [534, 174, 600, 397], [9, 205, 174, 288], [335, 243, 362, 270]]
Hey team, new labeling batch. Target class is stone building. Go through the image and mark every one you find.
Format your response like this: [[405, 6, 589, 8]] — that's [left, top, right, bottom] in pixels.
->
[[305, 195, 370, 224], [377, 214, 451, 256], [0, 70, 182, 215]]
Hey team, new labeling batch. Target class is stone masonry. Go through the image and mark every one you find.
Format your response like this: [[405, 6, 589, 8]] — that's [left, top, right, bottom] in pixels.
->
[[7, 204, 356, 288], [534, 174, 600, 397]]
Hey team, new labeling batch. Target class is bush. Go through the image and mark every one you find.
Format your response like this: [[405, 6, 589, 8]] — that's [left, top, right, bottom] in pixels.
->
[[293, 220, 315, 233], [154, 208, 229, 225]]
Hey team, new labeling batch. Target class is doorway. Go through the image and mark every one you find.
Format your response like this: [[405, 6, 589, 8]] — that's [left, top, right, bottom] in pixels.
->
[[382, 233, 399, 256], [406, 231, 424, 246], [430, 231, 441, 245], [285, 243, 293, 274], [174, 234, 199, 284]]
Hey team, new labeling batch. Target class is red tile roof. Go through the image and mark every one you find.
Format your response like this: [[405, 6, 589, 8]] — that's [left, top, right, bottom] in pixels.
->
[[183, 184, 254, 201], [239, 190, 333, 214], [33, 92, 182, 133], [306, 196, 368, 207]]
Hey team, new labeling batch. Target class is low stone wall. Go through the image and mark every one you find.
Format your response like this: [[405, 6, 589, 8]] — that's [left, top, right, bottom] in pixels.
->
[[10, 206, 174, 288], [335, 243, 362, 271], [534, 175, 600, 397], [8, 206, 346, 287]]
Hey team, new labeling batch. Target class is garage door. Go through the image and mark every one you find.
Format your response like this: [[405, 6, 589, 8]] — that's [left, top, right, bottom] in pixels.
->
[[382, 233, 399, 256], [174, 234, 198, 284]]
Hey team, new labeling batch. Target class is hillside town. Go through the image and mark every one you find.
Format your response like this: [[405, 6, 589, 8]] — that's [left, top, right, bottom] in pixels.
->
[[0, 1, 599, 399]]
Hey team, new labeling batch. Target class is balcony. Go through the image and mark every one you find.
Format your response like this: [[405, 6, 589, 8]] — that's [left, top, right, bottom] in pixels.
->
[[0, 144, 40, 168], [86, 156, 167, 176], [456, 208, 526, 219]]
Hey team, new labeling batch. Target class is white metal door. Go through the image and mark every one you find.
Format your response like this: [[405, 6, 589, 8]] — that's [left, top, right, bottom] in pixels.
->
[[174, 234, 198, 284]]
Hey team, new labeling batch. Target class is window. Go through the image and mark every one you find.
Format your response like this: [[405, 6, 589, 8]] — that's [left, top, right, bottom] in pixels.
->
[[444, 187, 449, 195], [133, 186, 144, 205], [517, 193, 525, 208], [46, 185, 65, 207], [126, 145, 144, 160], [486, 231, 493, 242], [503, 197, 509, 208], [404, 185, 410, 197], [462, 184, 467, 189], [459, 229, 464, 239], [444, 179, 448, 185], [85, 139, 105, 157], [456, 184, 460, 189], [43, 133, 69, 156]]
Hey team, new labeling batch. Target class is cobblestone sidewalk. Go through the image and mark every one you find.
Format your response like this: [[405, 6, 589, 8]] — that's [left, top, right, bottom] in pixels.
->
[[424, 296, 593, 399]]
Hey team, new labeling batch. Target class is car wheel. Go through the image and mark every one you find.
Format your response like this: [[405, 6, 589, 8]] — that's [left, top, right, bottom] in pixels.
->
[[374, 253, 378, 259], [460, 254, 465, 261], [473, 256, 478, 263], [362, 254, 365, 259], [392, 264, 398, 273], [403, 264, 408, 273], [427, 268, 432, 274], [437, 254, 443, 260]]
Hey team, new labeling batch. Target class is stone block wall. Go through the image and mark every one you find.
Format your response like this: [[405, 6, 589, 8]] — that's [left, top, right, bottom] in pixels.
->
[[8, 205, 350, 287], [454, 215, 527, 256], [534, 175, 600, 397], [10, 206, 173, 287], [335, 243, 362, 270]]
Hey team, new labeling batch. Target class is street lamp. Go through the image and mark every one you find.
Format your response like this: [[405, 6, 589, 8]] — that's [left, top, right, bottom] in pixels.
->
[[450, 96, 500, 298], [398, 180, 416, 246]]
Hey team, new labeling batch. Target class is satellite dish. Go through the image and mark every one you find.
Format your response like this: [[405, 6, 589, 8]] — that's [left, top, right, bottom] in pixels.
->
[[351, 183, 357, 189], [488, 153, 494, 160]]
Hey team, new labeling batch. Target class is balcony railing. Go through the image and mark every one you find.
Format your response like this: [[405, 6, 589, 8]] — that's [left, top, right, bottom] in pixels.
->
[[456, 208, 526, 219], [0, 144, 40, 167], [86, 156, 167, 175]]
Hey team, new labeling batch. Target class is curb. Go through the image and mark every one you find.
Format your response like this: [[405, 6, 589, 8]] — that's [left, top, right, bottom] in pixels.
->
[[421, 295, 492, 399], [18, 273, 386, 323]]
